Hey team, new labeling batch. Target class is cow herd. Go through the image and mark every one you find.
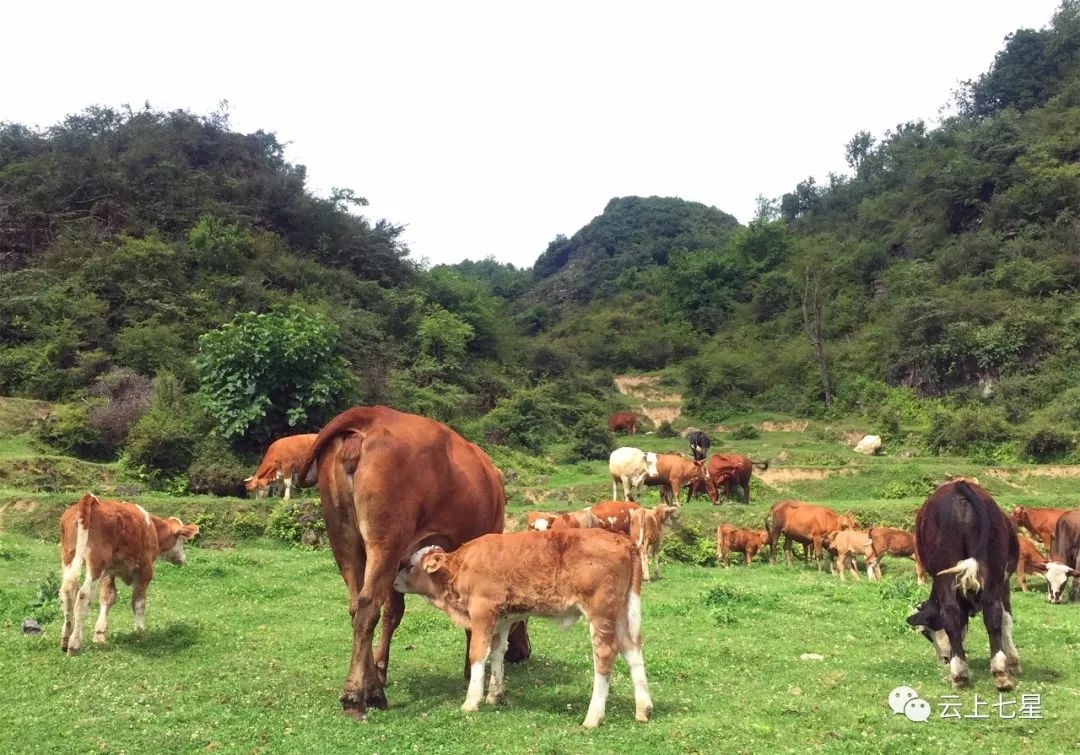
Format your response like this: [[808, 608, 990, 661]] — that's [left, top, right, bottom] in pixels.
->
[[47, 406, 1080, 730]]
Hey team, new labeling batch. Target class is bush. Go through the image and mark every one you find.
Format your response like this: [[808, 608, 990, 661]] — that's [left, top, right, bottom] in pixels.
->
[[187, 436, 249, 496], [267, 499, 325, 547], [656, 421, 677, 438], [86, 368, 154, 453], [925, 405, 1014, 455], [565, 415, 614, 462], [27, 572, 61, 625], [731, 424, 760, 440], [233, 513, 266, 539], [32, 404, 109, 459], [1022, 426, 1074, 462], [126, 372, 208, 482]]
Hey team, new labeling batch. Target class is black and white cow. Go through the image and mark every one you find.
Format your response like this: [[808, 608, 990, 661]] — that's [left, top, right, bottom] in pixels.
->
[[687, 430, 710, 462], [906, 481, 1020, 690], [1033, 510, 1080, 604]]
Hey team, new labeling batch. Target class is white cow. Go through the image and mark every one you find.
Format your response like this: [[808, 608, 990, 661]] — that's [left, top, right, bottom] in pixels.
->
[[609, 447, 659, 502]]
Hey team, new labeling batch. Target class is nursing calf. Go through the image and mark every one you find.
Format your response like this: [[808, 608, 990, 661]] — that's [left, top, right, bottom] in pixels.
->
[[59, 494, 199, 655], [395, 529, 652, 728]]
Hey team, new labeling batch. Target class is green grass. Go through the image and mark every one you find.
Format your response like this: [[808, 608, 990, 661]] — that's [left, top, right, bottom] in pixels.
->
[[1, 533, 1077, 754]]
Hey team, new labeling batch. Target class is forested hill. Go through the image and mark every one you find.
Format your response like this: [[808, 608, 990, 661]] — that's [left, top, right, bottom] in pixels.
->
[[526, 196, 740, 305]]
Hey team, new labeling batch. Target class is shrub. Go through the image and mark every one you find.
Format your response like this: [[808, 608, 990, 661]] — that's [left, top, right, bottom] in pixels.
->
[[27, 572, 61, 625], [565, 415, 614, 462], [187, 436, 249, 496], [925, 405, 1014, 455], [731, 424, 760, 440], [267, 499, 325, 547], [85, 368, 154, 453], [656, 421, 677, 438], [32, 404, 108, 459], [125, 372, 208, 481], [1022, 426, 1074, 462], [233, 513, 266, 539]]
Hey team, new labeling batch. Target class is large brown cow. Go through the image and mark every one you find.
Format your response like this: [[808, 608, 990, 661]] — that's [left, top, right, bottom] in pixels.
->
[[549, 509, 603, 530], [907, 481, 1020, 690], [766, 500, 855, 570], [59, 494, 199, 655], [298, 406, 530, 719], [393, 529, 652, 727], [644, 454, 715, 505], [608, 412, 638, 435], [244, 433, 318, 500], [707, 454, 768, 505], [867, 527, 925, 584], [1010, 505, 1071, 551]]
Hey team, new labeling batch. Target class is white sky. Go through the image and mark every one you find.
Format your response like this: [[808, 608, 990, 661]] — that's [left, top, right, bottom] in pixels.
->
[[3, 1, 1061, 268]]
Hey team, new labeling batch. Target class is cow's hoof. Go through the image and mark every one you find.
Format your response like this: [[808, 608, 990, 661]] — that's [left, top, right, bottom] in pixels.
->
[[636, 704, 653, 722], [504, 643, 530, 664], [950, 675, 970, 689], [65, 646, 82, 657], [364, 687, 388, 710], [461, 701, 480, 713], [59, 640, 68, 653], [993, 672, 1014, 691], [92, 632, 107, 644], [485, 691, 505, 705], [1008, 660, 1023, 675], [340, 692, 368, 721]]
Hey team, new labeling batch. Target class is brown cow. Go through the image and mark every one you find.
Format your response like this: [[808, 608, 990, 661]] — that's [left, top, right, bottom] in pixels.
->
[[1031, 510, 1080, 603], [1010, 505, 1071, 551], [907, 481, 1020, 690], [867, 527, 925, 584], [550, 509, 603, 530], [393, 529, 653, 728], [824, 529, 873, 582], [707, 454, 768, 505], [608, 412, 638, 435], [767, 500, 855, 570], [1016, 535, 1047, 593], [716, 525, 768, 566], [525, 511, 560, 531], [298, 405, 530, 719], [59, 494, 199, 655], [645, 454, 715, 506], [590, 500, 641, 534], [630, 503, 675, 580], [244, 433, 318, 500]]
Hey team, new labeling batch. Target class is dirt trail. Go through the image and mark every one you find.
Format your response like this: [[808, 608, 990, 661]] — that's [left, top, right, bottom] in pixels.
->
[[613, 375, 683, 426]]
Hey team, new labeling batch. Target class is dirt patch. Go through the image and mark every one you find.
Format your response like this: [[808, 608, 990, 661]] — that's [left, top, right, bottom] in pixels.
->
[[758, 467, 855, 484], [613, 375, 683, 425], [715, 420, 809, 433], [986, 466, 1080, 479], [613, 375, 660, 398], [641, 405, 682, 426]]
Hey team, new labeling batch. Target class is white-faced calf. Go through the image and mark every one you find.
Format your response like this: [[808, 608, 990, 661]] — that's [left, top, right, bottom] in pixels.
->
[[394, 528, 653, 728], [59, 494, 199, 655]]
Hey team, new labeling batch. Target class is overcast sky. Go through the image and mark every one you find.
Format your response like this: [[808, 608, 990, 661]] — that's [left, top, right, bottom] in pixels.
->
[[3, 1, 1062, 268]]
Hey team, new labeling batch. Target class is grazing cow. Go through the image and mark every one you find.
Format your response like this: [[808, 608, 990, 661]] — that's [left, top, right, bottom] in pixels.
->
[[609, 447, 659, 502], [766, 500, 855, 570], [1032, 510, 1080, 604], [1015, 535, 1047, 593], [707, 454, 769, 505], [590, 500, 641, 534], [867, 527, 925, 584], [644, 454, 716, 505], [687, 430, 711, 461], [526, 511, 561, 531], [608, 412, 639, 435], [298, 406, 530, 719], [1010, 505, 1071, 551], [244, 433, 318, 500], [550, 509, 603, 530], [394, 529, 653, 728], [824, 529, 873, 581], [906, 481, 1020, 690], [59, 494, 199, 656], [629, 503, 675, 580], [716, 525, 769, 566]]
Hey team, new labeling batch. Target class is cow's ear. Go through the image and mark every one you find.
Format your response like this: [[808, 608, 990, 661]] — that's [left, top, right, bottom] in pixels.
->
[[1030, 562, 1048, 573], [1069, 567, 1080, 578], [243, 476, 253, 483], [423, 552, 447, 574], [181, 523, 200, 539]]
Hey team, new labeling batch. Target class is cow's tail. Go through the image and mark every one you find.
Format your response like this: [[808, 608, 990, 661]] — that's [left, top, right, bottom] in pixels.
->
[[622, 541, 645, 648], [297, 407, 377, 485], [752, 459, 770, 472], [63, 493, 97, 581], [936, 481, 990, 595]]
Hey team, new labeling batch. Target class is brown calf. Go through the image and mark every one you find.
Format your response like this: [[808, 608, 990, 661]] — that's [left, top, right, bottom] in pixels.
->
[[394, 529, 653, 728], [1016, 535, 1047, 593], [526, 511, 560, 531], [707, 454, 768, 505], [629, 503, 675, 581], [1010, 505, 1071, 551], [550, 509, 603, 530], [867, 526, 925, 584], [644, 454, 716, 505], [59, 494, 199, 655], [824, 529, 873, 582], [244, 433, 318, 500], [716, 526, 768, 566]]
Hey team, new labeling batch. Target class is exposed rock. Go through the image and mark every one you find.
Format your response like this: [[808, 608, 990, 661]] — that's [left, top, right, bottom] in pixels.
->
[[22, 619, 42, 635], [854, 435, 882, 455]]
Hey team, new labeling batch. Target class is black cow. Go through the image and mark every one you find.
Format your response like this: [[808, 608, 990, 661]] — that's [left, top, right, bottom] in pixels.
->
[[906, 481, 1020, 690], [1033, 510, 1080, 604], [687, 431, 710, 462]]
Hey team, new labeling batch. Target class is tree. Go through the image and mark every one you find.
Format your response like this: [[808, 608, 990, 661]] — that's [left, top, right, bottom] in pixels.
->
[[800, 267, 832, 407], [195, 306, 356, 443], [844, 130, 875, 172]]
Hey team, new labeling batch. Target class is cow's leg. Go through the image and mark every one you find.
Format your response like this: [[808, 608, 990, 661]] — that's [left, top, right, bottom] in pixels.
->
[[848, 554, 860, 581], [92, 576, 117, 643], [1017, 559, 1028, 592], [615, 600, 652, 724], [982, 599, 1014, 690], [486, 623, 510, 705], [67, 566, 101, 656], [505, 620, 531, 663], [741, 480, 750, 505], [621, 476, 631, 502], [812, 536, 825, 572], [345, 549, 406, 714], [373, 590, 405, 686], [640, 547, 651, 582], [942, 603, 970, 688], [612, 477, 618, 501], [130, 572, 150, 632], [999, 594, 1021, 674], [914, 555, 926, 585], [282, 474, 293, 501], [59, 561, 82, 653], [1072, 553, 1080, 602], [783, 536, 793, 567], [463, 612, 496, 712], [583, 618, 617, 728]]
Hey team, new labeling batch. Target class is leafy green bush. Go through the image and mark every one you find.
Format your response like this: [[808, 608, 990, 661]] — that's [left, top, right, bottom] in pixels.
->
[[233, 513, 266, 539], [186, 436, 248, 496], [731, 424, 760, 440], [126, 372, 208, 481], [925, 405, 1014, 456], [32, 404, 109, 459], [655, 420, 677, 438], [483, 445, 556, 486], [565, 415, 614, 462], [267, 499, 325, 546], [1022, 426, 1074, 462]]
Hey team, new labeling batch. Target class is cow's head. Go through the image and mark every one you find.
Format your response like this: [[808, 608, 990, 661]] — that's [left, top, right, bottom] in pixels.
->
[[243, 476, 271, 498], [395, 545, 450, 597], [1009, 505, 1026, 526], [837, 513, 856, 531], [907, 599, 951, 663], [156, 517, 200, 565], [1032, 561, 1080, 604], [655, 502, 676, 525], [644, 452, 658, 478]]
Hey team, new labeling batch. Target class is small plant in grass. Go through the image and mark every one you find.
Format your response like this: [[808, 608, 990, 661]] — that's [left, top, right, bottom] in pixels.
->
[[267, 500, 325, 547], [732, 424, 760, 440], [656, 421, 677, 438], [232, 513, 266, 539], [27, 572, 61, 624]]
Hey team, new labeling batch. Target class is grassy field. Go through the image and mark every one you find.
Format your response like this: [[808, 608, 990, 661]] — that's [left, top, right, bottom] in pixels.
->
[[2, 407, 1080, 753]]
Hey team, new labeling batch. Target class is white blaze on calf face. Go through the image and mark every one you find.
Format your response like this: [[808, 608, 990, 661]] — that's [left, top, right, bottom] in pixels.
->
[[533, 518, 549, 531], [645, 452, 658, 477], [1044, 562, 1073, 603]]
